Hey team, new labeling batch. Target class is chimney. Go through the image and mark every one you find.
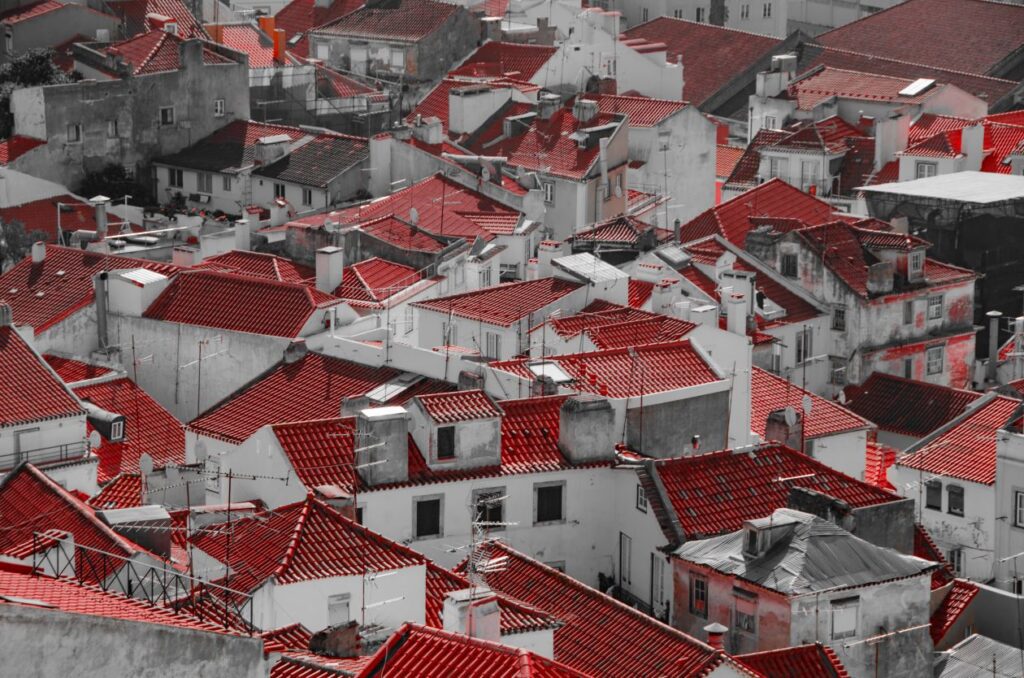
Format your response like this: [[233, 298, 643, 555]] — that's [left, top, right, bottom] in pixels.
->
[[411, 116, 443, 145], [308, 621, 361, 659], [726, 292, 746, 336], [865, 262, 894, 296], [257, 15, 275, 36], [673, 218, 681, 245], [355, 406, 409, 486], [443, 589, 501, 643], [31, 241, 45, 264], [93, 272, 109, 351], [91, 195, 110, 239], [651, 279, 676, 314], [0, 302, 11, 327], [537, 92, 560, 121], [689, 303, 718, 327], [572, 98, 599, 124], [97, 506, 172, 559], [273, 28, 286, 62], [316, 246, 344, 294], [526, 258, 539, 281], [704, 622, 728, 651], [234, 219, 250, 251], [987, 310, 1002, 381], [765, 408, 803, 451], [787, 487, 855, 532], [172, 246, 199, 267], [536, 240, 563, 278], [558, 395, 615, 464], [283, 338, 308, 364]]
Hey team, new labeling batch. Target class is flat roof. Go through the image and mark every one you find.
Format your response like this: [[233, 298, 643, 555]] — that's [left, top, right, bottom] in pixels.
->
[[858, 171, 1024, 204]]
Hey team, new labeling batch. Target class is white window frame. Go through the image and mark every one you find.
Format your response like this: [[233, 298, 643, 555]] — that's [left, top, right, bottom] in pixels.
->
[[831, 597, 859, 640], [1014, 490, 1024, 528], [927, 295, 943, 320], [197, 172, 212, 194], [695, 6, 705, 21], [109, 420, 124, 441], [636, 484, 648, 513], [484, 331, 502, 359], [948, 548, 964, 575], [168, 168, 183, 188], [327, 593, 351, 626], [302, 188, 313, 206], [916, 161, 938, 179], [541, 181, 554, 204], [222, 175, 232, 192], [926, 345, 944, 375], [274, 183, 286, 199]]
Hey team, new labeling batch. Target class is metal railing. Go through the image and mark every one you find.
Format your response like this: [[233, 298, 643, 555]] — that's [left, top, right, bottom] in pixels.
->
[[0, 441, 88, 473], [32, 532, 254, 633]]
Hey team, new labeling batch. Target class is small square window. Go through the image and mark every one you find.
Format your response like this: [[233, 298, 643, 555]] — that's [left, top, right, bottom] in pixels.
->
[[413, 496, 442, 539], [736, 608, 756, 634], [169, 168, 183, 188], [473, 488, 505, 529], [1014, 491, 1024, 528], [910, 251, 924, 273], [67, 124, 82, 143], [214, 99, 225, 117], [109, 420, 124, 441], [832, 308, 846, 331], [927, 345, 944, 375], [948, 485, 964, 517], [534, 482, 564, 524], [690, 572, 708, 618], [916, 161, 937, 179], [636, 484, 648, 513], [160, 107, 175, 126], [925, 480, 942, 510], [436, 425, 455, 460]]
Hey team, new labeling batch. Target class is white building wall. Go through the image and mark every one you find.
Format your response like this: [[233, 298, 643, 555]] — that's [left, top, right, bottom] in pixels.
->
[[807, 429, 867, 481], [993, 429, 1024, 592], [611, 467, 674, 618]]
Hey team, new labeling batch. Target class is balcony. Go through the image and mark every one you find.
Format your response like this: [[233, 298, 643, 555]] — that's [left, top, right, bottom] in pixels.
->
[[0, 441, 89, 473]]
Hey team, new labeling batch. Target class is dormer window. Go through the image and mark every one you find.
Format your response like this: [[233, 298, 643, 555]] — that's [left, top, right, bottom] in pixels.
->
[[437, 426, 455, 460], [744, 527, 762, 557], [909, 250, 924, 274], [781, 253, 797, 278], [109, 420, 124, 442]]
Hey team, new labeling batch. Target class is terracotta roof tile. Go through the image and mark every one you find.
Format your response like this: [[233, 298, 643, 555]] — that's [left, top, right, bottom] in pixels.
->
[[751, 367, 872, 440], [216, 23, 280, 68], [313, 0, 458, 41], [0, 327, 83, 426], [409, 79, 537, 135], [931, 579, 979, 645], [716, 144, 745, 179], [261, 623, 313, 653], [897, 395, 1022, 486], [416, 390, 501, 423], [195, 250, 314, 283], [0, 0, 62, 22], [628, 279, 654, 308], [0, 194, 136, 245], [413, 277, 581, 327], [788, 67, 948, 110], [272, 653, 369, 677], [622, 18, 780, 105], [252, 134, 368, 188], [43, 354, 115, 383], [274, 0, 363, 58], [0, 136, 45, 165], [73, 377, 185, 483], [737, 643, 851, 677], [158, 120, 309, 173], [491, 340, 723, 398], [864, 441, 897, 492], [449, 41, 556, 80], [915, 523, 955, 588], [583, 93, 688, 127], [104, 30, 233, 75], [188, 352, 453, 443], [144, 270, 339, 337], [335, 257, 421, 304], [650, 443, 898, 540], [844, 372, 982, 437], [87, 473, 143, 510], [571, 215, 673, 247], [586, 316, 695, 350], [107, 0, 208, 39]]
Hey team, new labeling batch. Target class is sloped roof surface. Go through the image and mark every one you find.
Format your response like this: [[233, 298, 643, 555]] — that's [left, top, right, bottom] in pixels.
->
[[157, 120, 308, 172], [107, 0, 208, 39], [788, 67, 945, 110], [313, 0, 457, 40], [449, 41, 556, 80], [334, 257, 421, 304], [844, 372, 982, 437], [0, 326, 82, 426], [413, 278, 581, 327], [751, 367, 871, 440], [274, 0, 363, 57], [252, 134, 368, 187], [931, 579, 979, 645], [87, 473, 143, 510], [104, 30, 233, 75], [43, 355, 115, 383], [0, 136, 45, 165], [736, 643, 851, 678], [583, 93, 688, 127], [195, 250, 314, 283]]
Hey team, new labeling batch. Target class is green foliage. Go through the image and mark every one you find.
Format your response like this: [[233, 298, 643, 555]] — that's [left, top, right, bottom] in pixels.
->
[[0, 220, 48, 271]]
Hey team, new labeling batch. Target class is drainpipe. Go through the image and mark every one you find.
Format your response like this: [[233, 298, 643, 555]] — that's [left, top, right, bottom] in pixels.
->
[[93, 272, 109, 351]]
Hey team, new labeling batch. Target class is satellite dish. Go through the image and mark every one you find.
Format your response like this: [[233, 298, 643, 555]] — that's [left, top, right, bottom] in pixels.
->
[[88, 430, 102, 449], [802, 394, 813, 415], [480, 166, 491, 182], [783, 406, 797, 427], [409, 207, 419, 225], [194, 441, 208, 463], [139, 453, 154, 476]]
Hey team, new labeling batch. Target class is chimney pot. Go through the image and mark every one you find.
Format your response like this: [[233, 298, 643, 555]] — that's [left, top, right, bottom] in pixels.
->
[[704, 622, 728, 651], [31, 241, 46, 264], [316, 246, 344, 294]]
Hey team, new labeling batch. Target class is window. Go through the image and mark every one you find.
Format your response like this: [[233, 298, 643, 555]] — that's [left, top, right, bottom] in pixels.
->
[[302, 188, 313, 206], [927, 295, 943, 320], [222, 175, 232, 192], [205, 457, 220, 494], [4, 33, 11, 54], [910, 250, 924, 273], [916, 161, 938, 179], [534, 481, 565, 524], [404, 306, 414, 335], [829, 359, 847, 386], [781, 252, 797, 278], [744, 528, 761, 556], [695, 7, 705, 21], [927, 345, 944, 375], [274, 183, 286, 199], [672, 9, 683, 18], [454, 262, 465, 286], [763, 2, 771, 17], [1014, 491, 1024, 528], [800, 160, 820, 192], [109, 420, 124, 442], [735, 606, 756, 634], [107, 120, 118, 138], [484, 331, 502, 359], [925, 480, 942, 510], [831, 597, 858, 640], [473, 488, 505, 529], [764, 116, 778, 131], [948, 485, 964, 517], [67, 124, 82, 143], [436, 426, 455, 460], [948, 548, 964, 575], [796, 327, 813, 364], [741, 3, 750, 18], [160, 107, 175, 126], [479, 267, 492, 288], [1014, 579, 1024, 596], [769, 156, 788, 180], [904, 358, 913, 379], [214, 99, 225, 117], [327, 593, 350, 626], [442, 321, 458, 346], [541, 181, 554, 204], [903, 300, 914, 325], [832, 308, 846, 331], [168, 168, 183, 188], [619, 532, 632, 585], [642, 7, 648, 21], [413, 496, 442, 539], [196, 172, 212, 194], [651, 554, 665, 608], [355, 506, 364, 524], [690, 573, 708, 618], [636, 484, 648, 513]]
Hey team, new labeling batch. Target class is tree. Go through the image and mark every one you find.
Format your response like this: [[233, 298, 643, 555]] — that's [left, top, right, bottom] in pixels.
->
[[0, 220, 48, 271], [78, 164, 153, 205], [0, 49, 80, 138]]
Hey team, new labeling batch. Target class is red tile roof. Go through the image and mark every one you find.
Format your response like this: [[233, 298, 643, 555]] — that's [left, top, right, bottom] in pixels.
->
[[195, 250, 314, 283], [0, 0, 62, 23], [449, 41, 556, 80], [313, 0, 458, 41], [87, 473, 143, 510], [458, 541, 729, 677], [931, 579, 979, 645], [413, 277, 581, 327], [586, 316, 696, 350], [261, 623, 313, 653], [583, 93, 688, 127], [273, 0, 363, 58], [817, 0, 1024, 76], [788, 67, 947, 111], [357, 623, 587, 677], [982, 120, 1024, 174], [680, 178, 836, 246], [408, 79, 534, 135], [649, 443, 898, 540], [491, 340, 723, 398], [0, 135, 45, 165], [104, 30, 234, 75], [43, 354, 115, 383], [901, 129, 963, 159], [416, 390, 501, 423], [621, 18, 781, 105], [628, 279, 654, 308], [844, 372, 982, 438], [864, 159, 899, 187], [0, 326, 83, 426], [252, 133, 369, 188], [335, 257, 422, 304], [897, 395, 1022, 486], [106, 0, 208, 39], [915, 522, 955, 589], [188, 351, 453, 443], [144, 270, 339, 338], [216, 22, 280, 68], [0, 246, 179, 334], [543, 300, 645, 339], [571, 215, 673, 247], [0, 465, 141, 580], [158, 120, 308, 173], [751, 367, 872, 440], [736, 643, 851, 678], [191, 497, 424, 594], [348, 214, 446, 253], [770, 115, 866, 153], [716, 144, 745, 179], [272, 653, 369, 677], [0, 194, 131, 245], [315, 64, 382, 100], [864, 441, 897, 493], [73, 377, 185, 483]]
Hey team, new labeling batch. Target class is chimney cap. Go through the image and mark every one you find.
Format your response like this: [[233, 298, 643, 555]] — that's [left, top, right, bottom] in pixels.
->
[[704, 622, 728, 634], [90, 195, 111, 204]]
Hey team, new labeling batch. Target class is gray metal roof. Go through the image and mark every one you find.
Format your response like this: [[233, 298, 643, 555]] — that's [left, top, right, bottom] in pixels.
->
[[937, 634, 1024, 678], [857, 171, 1024, 204], [673, 508, 936, 596]]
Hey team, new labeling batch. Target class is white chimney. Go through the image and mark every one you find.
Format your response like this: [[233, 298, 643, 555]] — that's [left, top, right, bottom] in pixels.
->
[[90, 195, 110, 239], [689, 303, 718, 327], [315, 246, 344, 294], [443, 588, 501, 643], [234, 219, 250, 251], [537, 241, 563, 278], [31, 241, 45, 264], [727, 292, 746, 336], [526, 258, 539, 281]]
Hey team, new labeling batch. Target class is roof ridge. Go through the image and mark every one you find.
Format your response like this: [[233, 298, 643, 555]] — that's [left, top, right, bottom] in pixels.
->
[[272, 498, 311, 578], [626, 14, 778, 41], [811, 44, 1018, 85]]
